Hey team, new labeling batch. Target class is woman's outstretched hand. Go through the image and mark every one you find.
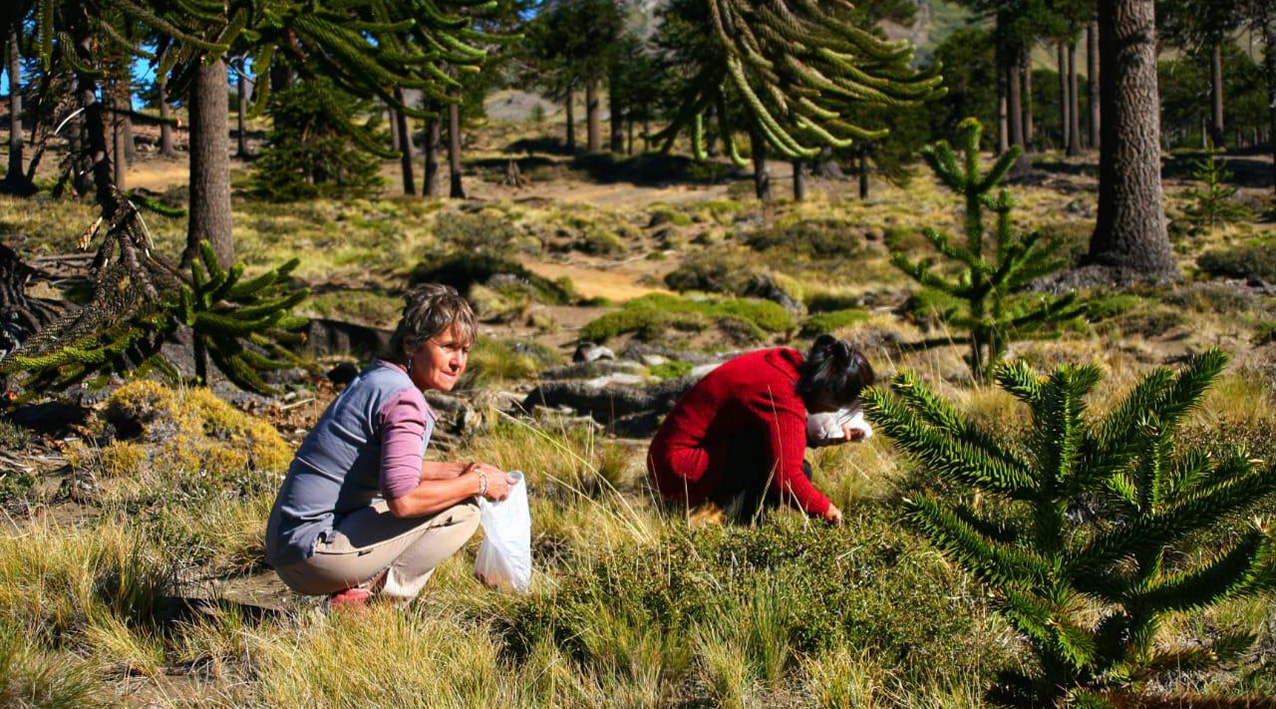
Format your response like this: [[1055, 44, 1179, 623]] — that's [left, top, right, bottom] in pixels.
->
[[823, 504, 844, 526]]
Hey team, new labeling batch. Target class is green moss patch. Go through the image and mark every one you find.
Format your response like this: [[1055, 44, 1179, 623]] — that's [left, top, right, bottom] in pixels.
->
[[580, 294, 795, 343], [800, 308, 870, 337]]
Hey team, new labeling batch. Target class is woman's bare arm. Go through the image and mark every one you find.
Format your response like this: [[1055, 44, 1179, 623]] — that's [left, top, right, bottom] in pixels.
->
[[419, 460, 467, 480]]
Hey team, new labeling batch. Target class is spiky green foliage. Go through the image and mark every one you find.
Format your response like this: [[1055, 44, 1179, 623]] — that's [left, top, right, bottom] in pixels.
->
[[248, 79, 385, 201], [1181, 139, 1250, 233], [891, 118, 1081, 381], [0, 237, 309, 400], [651, 0, 945, 162], [862, 350, 1276, 707]]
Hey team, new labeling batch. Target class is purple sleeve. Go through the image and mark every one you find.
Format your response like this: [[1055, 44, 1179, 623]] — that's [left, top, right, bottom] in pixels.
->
[[377, 387, 429, 500]]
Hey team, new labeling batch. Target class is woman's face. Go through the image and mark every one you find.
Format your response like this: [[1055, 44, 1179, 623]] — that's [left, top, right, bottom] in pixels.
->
[[408, 323, 471, 392]]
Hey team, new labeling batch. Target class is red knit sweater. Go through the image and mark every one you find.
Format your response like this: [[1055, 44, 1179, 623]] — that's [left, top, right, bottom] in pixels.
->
[[647, 347, 830, 517]]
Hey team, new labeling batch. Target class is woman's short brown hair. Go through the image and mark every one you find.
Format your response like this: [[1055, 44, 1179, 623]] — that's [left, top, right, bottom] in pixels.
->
[[386, 284, 477, 363]]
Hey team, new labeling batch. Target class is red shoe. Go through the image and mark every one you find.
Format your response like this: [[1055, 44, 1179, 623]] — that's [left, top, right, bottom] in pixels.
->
[[328, 587, 372, 609]]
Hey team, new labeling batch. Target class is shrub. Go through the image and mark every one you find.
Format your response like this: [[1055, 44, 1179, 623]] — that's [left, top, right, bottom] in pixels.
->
[[579, 294, 794, 344], [1197, 238, 1276, 283], [409, 254, 574, 305], [431, 212, 522, 255], [1180, 140, 1250, 232], [800, 308, 870, 337], [863, 350, 1276, 707], [744, 219, 863, 258]]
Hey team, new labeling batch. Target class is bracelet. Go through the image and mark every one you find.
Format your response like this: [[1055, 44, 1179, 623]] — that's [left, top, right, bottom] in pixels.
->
[[477, 470, 488, 497]]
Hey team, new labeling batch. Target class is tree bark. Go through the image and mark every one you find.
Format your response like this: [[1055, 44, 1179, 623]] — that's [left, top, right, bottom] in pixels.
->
[[110, 82, 126, 191], [1067, 40, 1081, 157], [565, 88, 576, 153], [118, 72, 135, 163], [996, 38, 1009, 153], [792, 159, 805, 201], [423, 106, 441, 198], [1087, 20, 1100, 150], [1263, 8, 1276, 199], [1007, 46, 1024, 149], [750, 129, 770, 201], [158, 73, 176, 158], [388, 107, 400, 152], [448, 100, 464, 199], [585, 78, 601, 153], [859, 144, 869, 199], [394, 89, 415, 196], [1058, 42, 1070, 151], [705, 102, 719, 158], [1210, 42, 1225, 148], [1022, 50, 1034, 147], [1086, 0, 1175, 279], [236, 60, 249, 158], [608, 81, 623, 153], [4, 29, 26, 188], [184, 57, 233, 269]]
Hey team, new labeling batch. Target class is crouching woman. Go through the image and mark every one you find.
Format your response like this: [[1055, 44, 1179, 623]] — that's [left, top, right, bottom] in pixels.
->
[[265, 284, 516, 605], [647, 335, 875, 525]]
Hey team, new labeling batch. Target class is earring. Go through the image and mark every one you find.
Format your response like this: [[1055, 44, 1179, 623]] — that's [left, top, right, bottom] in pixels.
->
[[406, 357, 414, 375]]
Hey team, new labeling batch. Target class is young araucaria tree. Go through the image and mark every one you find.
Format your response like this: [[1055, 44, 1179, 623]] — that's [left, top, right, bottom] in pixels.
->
[[890, 118, 1081, 381], [862, 349, 1276, 707]]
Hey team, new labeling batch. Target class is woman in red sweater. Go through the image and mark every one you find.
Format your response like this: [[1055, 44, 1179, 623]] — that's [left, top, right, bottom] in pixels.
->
[[647, 335, 874, 525]]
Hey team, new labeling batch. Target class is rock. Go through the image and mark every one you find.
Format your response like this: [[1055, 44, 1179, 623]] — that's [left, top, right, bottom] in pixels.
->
[[541, 360, 644, 380], [573, 342, 615, 363], [742, 274, 802, 313], [690, 363, 721, 379], [303, 318, 394, 359], [521, 376, 698, 428], [583, 373, 648, 388], [618, 342, 719, 365], [640, 354, 667, 367]]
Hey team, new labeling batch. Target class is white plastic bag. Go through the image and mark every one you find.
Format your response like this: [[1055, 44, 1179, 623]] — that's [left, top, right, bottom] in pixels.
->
[[806, 405, 873, 443], [474, 470, 532, 593]]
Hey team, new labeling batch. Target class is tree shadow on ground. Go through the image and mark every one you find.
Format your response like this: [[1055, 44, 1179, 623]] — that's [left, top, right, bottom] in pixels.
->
[[1163, 148, 1274, 190]]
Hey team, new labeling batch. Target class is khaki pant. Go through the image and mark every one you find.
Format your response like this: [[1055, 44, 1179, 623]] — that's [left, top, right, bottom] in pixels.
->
[[275, 499, 480, 601]]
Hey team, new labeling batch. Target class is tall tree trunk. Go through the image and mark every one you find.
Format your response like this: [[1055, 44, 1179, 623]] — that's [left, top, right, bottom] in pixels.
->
[[1263, 9, 1276, 199], [1088, 20, 1100, 150], [158, 73, 176, 158], [236, 60, 249, 158], [608, 81, 623, 153], [1007, 46, 1025, 149], [1067, 40, 1081, 157], [423, 107, 441, 198], [1058, 42, 1070, 151], [118, 73, 135, 162], [792, 160, 805, 201], [565, 88, 576, 153], [1022, 50, 1034, 147], [4, 29, 27, 189], [110, 82, 126, 191], [585, 78, 601, 153], [750, 129, 770, 201], [996, 39, 1009, 153], [388, 107, 400, 152], [73, 37, 116, 214], [627, 118, 634, 155], [448, 100, 464, 199], [184, 57, 233, 268], [858, 144, 869, 199], [394, 89, 415, 196], [1086, 0, 1175, 279], [705, 102, 719, 158], [1210, 42, 1225, 148]]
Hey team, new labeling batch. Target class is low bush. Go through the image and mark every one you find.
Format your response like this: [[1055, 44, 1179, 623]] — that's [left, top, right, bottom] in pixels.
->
[[1197, 239, 1276, 283], [409, 254, 575, 305], [744, 218, 864, 258], [800, 308, 870, 337], [579, 294, 794, 343]]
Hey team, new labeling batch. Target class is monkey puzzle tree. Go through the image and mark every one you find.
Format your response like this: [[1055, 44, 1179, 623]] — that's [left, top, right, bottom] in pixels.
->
[[863, 350, 1276, 707], [652, 0, 944, 200]]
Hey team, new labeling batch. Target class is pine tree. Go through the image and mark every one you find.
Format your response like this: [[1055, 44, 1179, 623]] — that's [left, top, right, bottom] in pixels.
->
[[889, 118, 1081, 381], [1181, 138, 1250, 232], [651, 0, 944, 196], [249, 79, 385, 201], [862, 350, 1276, 707]]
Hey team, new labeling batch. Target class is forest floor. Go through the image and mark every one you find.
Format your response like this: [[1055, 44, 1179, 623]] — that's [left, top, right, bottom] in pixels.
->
[[1, 119, 1276, 708]]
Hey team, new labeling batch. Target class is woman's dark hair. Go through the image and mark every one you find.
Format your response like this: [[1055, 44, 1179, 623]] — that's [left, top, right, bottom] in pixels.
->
[[385, 283, 477, 364], [795, 334, 876, 407]]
